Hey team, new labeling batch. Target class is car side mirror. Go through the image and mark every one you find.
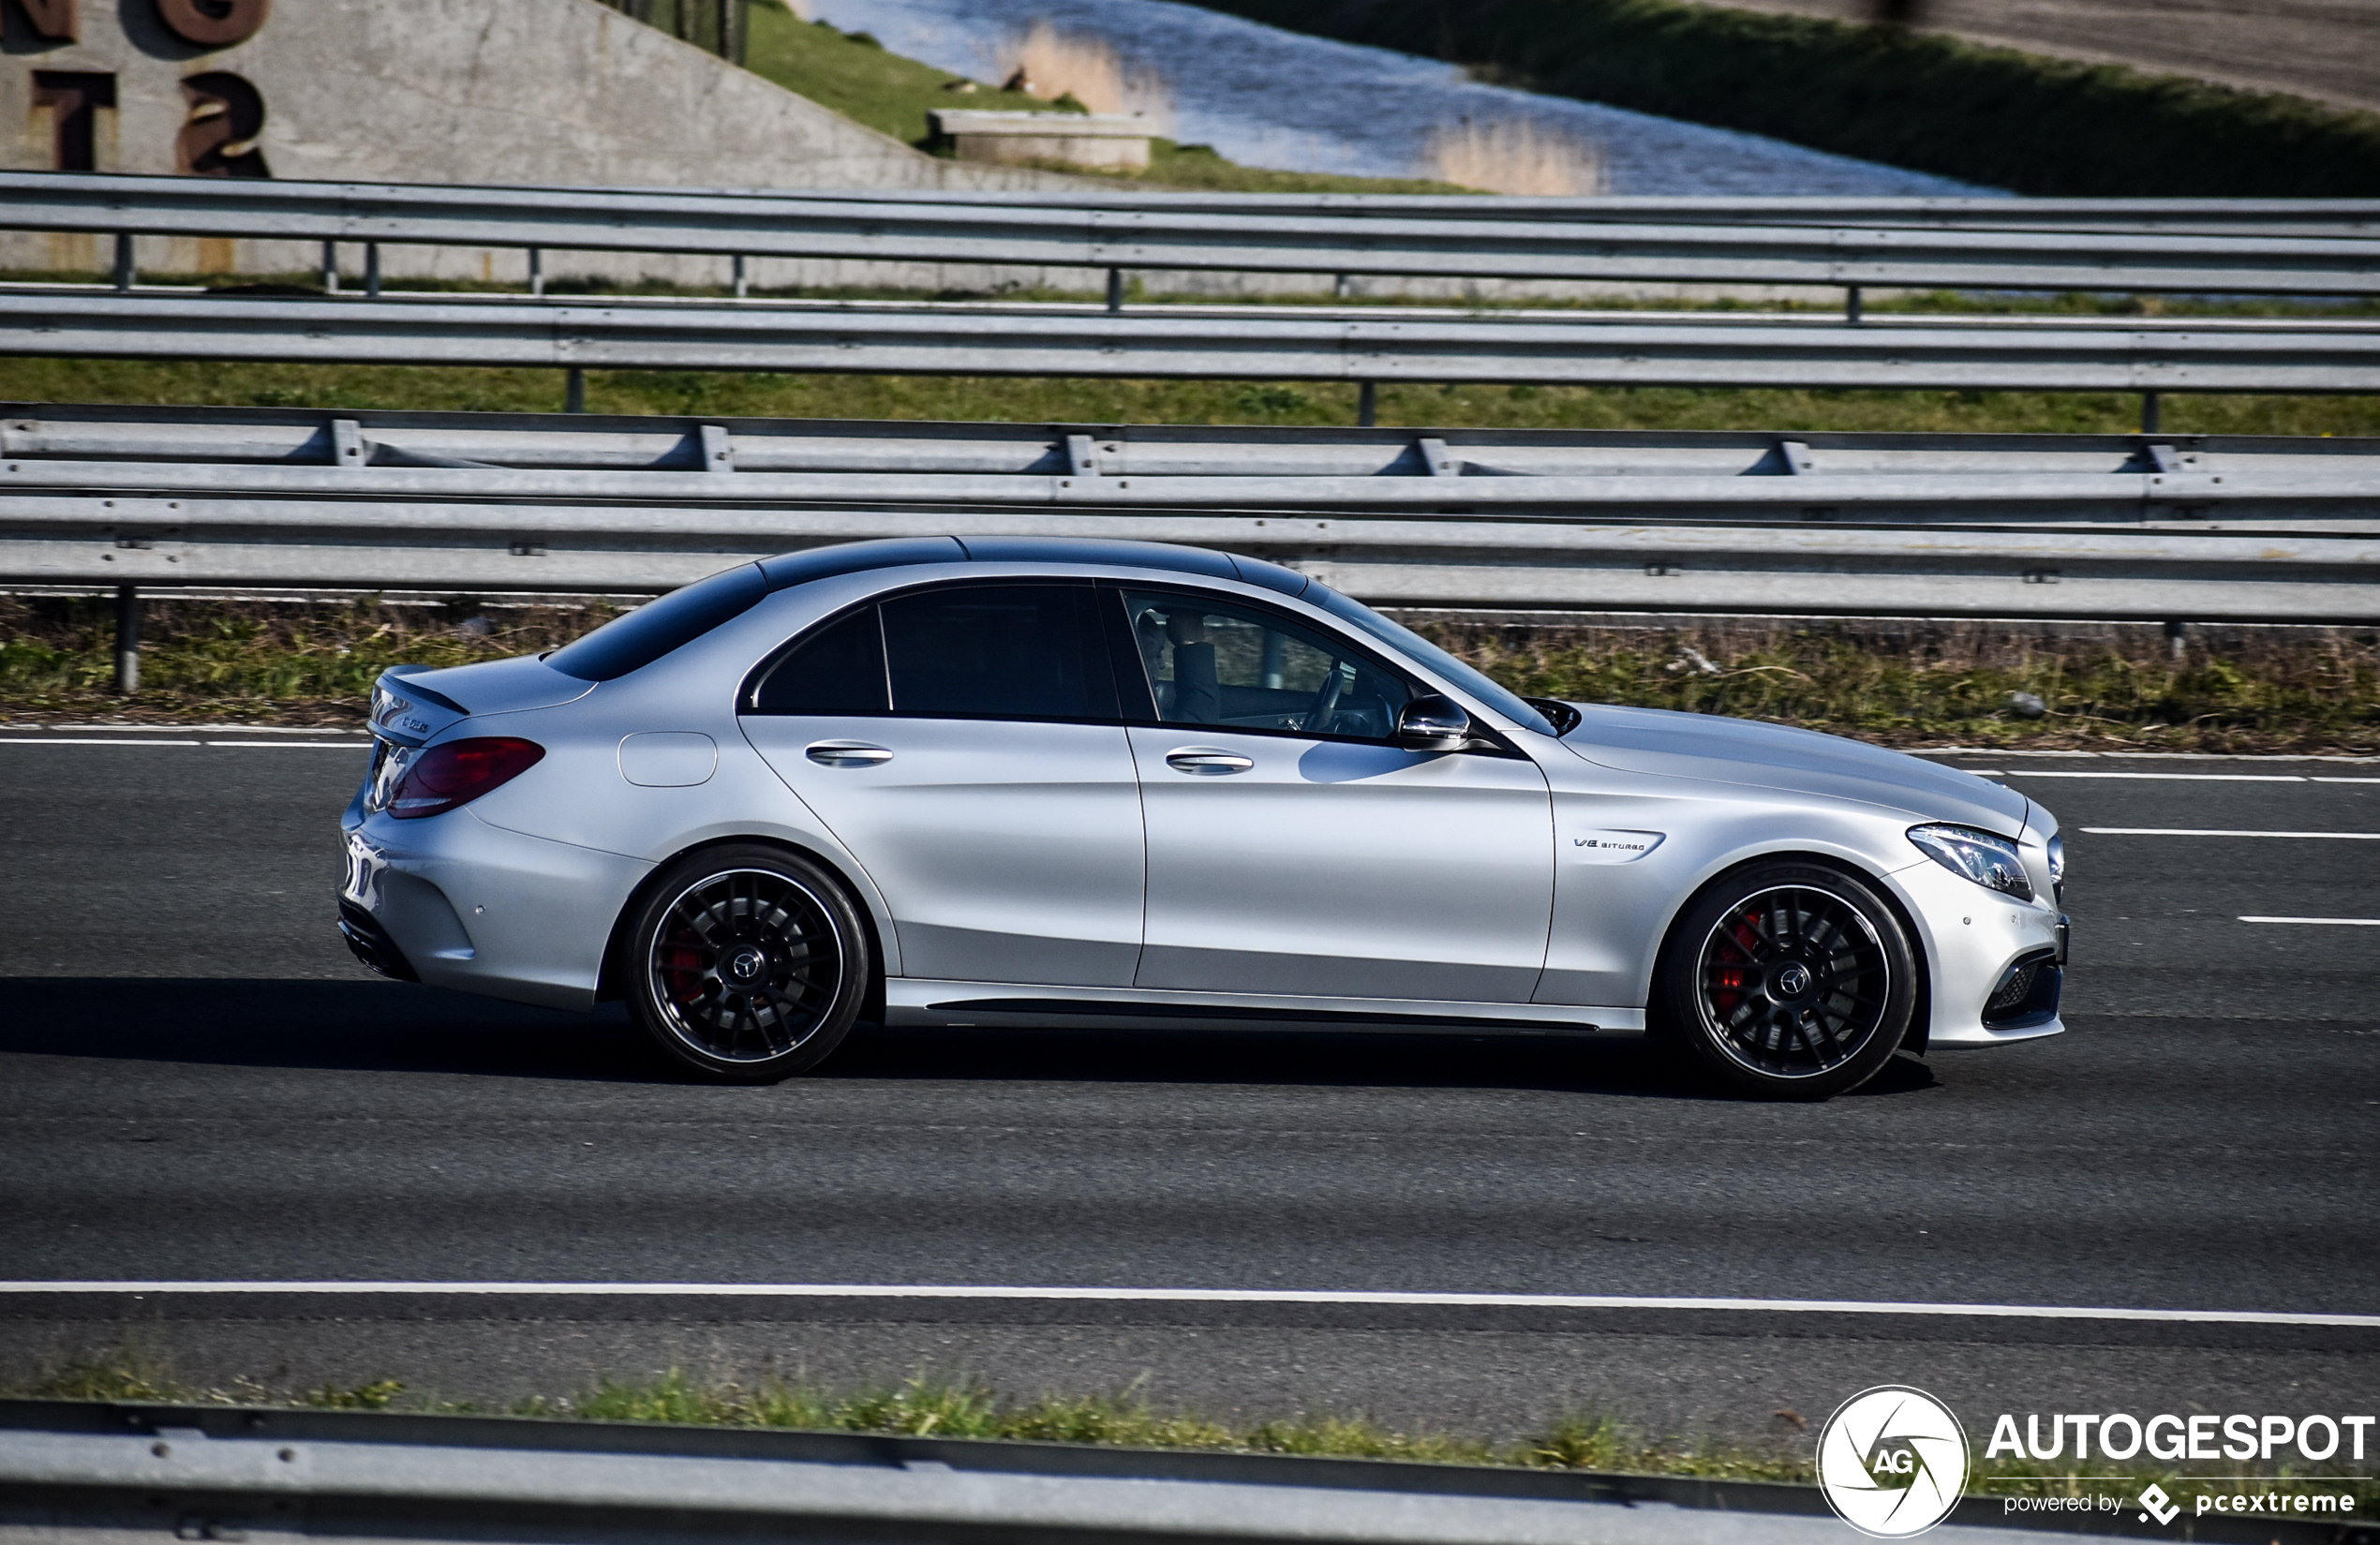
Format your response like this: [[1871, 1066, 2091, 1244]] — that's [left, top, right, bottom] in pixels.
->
[[1393, 694, 1472, 751]]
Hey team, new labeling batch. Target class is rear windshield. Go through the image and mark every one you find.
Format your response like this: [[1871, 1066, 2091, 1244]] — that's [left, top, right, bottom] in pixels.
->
[[546, 563, 768, 682]]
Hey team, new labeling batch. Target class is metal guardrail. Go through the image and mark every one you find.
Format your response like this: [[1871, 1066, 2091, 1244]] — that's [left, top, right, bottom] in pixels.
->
[[6, 291, 2377, 394], [6, 173, 2379, 294], [0, 1399, 2331, 1545], [4, 407, 2373, 621], [5, 407, 2373, 529]]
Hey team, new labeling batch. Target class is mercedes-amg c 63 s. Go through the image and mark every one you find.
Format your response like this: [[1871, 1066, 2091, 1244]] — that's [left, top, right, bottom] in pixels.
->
[[339, 537, 2068, 1098]]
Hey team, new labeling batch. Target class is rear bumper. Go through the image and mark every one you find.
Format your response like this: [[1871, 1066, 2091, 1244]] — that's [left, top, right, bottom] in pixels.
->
[[339, 809, 652, 1011]]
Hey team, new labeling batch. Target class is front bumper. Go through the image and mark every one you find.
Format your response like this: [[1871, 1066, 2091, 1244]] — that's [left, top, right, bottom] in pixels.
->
[[339, 809, 652, 1011], [1886, 856, 2069, 1049]]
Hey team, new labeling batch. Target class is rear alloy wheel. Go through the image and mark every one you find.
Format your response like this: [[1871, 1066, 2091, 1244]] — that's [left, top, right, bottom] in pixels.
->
[[626, 845, 870, 1083], [1658, 861, 1916, 1100]]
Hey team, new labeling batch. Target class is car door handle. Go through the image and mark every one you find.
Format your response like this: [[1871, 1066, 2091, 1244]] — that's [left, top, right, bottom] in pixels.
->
[[805, 740, 893, 767], [1165, 747, 1254, 775]]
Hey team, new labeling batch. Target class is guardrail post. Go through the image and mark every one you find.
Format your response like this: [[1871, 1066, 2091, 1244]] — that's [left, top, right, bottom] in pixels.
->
[[734, 254, 748, 299], [1334, 273, 1351, 300], [1846, 285, 1864, 324], [528, 246, 543, 298], [320, 240, 338, 294], [2164, 619, 2187, 660], [566, 367, 586, 414], [112, 584, 141, 695], [1106, 268, 1123, 313], [2140, 392, 2161, 433], [1358, 381, 1376, 427], [112, 233, 134, 291], [365, 243, 382, 299]]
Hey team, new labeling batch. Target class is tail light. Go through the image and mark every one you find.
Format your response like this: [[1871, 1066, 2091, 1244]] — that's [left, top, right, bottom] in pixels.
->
[[388, 736, 544, 820]]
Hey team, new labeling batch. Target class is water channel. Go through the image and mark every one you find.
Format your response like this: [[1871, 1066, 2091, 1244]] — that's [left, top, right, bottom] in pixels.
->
[[806, 0, 1996, 196]]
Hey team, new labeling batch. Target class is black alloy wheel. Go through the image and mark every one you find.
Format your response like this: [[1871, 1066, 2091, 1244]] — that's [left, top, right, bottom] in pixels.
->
[[1658, 860, 1916, 1099], [625, 844, 870, 1083]]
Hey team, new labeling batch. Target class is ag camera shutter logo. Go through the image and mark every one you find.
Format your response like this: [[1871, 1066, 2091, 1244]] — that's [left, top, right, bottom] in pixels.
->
[[1817, 1386, 1971, 1538]]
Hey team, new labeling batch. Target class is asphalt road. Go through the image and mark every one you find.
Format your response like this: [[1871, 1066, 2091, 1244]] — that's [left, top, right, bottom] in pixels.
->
[[1, 735, 2374, 1441]]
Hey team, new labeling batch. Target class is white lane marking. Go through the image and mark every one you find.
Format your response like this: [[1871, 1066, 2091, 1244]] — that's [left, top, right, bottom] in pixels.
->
[[2079, 827, 2380, 839], [2008, 771, 2304, 781], [0, 1282, 2372, 1329], [2240, 916, 2380, 927], [0, 737, 366, 748], [2313, 777, 2380, 784]]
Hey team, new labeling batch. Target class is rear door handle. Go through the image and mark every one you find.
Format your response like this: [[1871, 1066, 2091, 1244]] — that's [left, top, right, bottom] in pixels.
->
[[806, 740, 893, 767], [1166, 747, 1254, 775]]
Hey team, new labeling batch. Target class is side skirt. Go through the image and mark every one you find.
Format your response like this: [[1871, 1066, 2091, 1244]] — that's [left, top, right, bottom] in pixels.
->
[[884, 980, 1646, 1036]]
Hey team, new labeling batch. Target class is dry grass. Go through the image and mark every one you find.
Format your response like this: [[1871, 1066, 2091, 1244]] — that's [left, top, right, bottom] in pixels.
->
[[991, 19, 1174, 125], [1422, 118, 1609, 196], [4, 597, 2374, 751]]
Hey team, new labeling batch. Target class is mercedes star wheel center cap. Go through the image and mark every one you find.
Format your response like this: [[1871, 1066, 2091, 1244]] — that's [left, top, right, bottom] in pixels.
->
[[727, 946, 767, 984], [1775, 961, 1814, 998]]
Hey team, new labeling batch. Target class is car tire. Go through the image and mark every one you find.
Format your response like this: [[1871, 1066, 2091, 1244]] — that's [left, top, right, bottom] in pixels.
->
[[624, 844, 870, 1084], [1655, 859, 1916, 1101]]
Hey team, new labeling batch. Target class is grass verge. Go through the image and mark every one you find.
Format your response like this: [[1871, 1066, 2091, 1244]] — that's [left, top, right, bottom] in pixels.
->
[[6, 599, 2373, 753], [5, 353, 2379, 438], [1177, 0, 2380, 197], [15, 1353, 2379, 1509]]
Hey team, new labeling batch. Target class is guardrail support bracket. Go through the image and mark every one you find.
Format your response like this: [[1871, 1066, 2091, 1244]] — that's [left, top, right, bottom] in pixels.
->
[[2141, 392, 2161, 434], [1106, 267, 1124, 313], [1846, 285, 1864, 324], [566, 367, 587, 414], [112, 233, 134, 291], [528, 246, 543, 299], [320, 240, 338, 294], [734, 254, 749, 300], [113, 583, 140, 695], [1358, 381, 1376, 428], [365, 243, 382, 299]]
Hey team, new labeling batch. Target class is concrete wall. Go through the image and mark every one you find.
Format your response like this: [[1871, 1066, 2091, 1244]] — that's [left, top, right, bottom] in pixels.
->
[[0, 0, 1083, 283]]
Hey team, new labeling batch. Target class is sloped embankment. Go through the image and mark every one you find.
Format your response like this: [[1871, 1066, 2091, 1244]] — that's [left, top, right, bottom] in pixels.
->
[[1180, 0, 2380, 196]]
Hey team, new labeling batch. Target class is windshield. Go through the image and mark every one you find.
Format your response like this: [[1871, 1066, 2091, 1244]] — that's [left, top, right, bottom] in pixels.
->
[[1305, 584, 1557, 737]]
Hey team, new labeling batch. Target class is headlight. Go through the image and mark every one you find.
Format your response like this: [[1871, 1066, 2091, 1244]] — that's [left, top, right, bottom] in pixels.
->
[[2047, 833, 2065, 886], [1909, 824, 2034, 901]]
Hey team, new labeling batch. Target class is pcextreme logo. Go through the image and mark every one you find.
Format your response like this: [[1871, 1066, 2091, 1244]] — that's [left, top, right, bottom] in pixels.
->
[[1816, 1386, 1971, 1538]]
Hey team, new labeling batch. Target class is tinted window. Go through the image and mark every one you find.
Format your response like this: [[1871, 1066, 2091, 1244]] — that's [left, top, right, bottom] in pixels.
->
[[1306, 583, 1557, 737], [547, 563, 767, 682], [1121, 589, 1413, 741], [748, 606, 888, 714], [881, 584, 1117, 721]]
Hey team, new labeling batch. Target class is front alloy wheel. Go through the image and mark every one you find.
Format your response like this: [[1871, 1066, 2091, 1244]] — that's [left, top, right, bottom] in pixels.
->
[[1659, 861, 1916, 1099], [626, 845, 870, 1082]]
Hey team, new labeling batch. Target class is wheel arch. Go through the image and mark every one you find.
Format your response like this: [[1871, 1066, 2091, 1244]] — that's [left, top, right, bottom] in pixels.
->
[[595, 833, 889, 1027], [1646, 849, 1931, 1055]]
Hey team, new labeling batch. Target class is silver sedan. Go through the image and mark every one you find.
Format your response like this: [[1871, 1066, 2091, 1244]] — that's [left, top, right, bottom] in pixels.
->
[[339, 537, 2068, 1098]]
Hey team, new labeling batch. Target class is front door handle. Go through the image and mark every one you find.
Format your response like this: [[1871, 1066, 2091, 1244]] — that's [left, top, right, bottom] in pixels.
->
[[1166, 747, 1254, 776], [806, 740, 893, 767]]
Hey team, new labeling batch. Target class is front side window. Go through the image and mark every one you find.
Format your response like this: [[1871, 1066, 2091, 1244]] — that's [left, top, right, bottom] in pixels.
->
[[1121, 589, 1414, 741], [747, 583, 1117, 721]]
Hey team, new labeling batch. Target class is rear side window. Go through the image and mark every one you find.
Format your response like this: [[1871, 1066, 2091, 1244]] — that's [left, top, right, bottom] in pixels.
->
[[745, 583, 1119, 722], [547, 564, 767, 682], [749, 606, 888, 714], [883, 584, 1118, 721]]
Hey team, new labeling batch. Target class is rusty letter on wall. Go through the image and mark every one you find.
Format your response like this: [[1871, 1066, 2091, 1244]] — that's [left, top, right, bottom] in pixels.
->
[[155, 0, 268, 47], [4, 0, 78, 41], [33, 70, 113, 170], [177, 71, 269, 177]]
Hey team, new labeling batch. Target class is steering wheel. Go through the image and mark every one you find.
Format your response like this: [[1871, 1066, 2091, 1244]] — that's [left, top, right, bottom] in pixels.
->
[[1302, 664, 1346, 734]]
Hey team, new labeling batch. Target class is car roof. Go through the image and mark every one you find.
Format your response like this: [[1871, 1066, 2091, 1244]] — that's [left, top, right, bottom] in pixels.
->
[[754, 537, 1311, 601]]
